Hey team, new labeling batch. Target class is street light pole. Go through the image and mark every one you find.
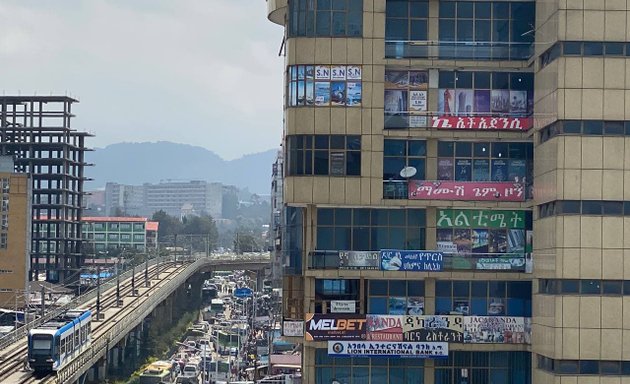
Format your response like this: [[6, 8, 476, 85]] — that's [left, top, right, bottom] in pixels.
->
[[131, 265, 136, 296], [144, 253, 149, 287], [96, 266, 101, 320], [116, 259, 121, 306]]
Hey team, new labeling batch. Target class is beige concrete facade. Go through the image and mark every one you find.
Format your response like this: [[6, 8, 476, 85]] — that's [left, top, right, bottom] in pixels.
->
[[0, 173, 31, 308]]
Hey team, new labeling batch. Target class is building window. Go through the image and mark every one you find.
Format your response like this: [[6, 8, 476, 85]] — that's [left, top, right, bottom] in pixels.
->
[[287, 65, 362, 107], [119, 223, 132, 231], [384, 69, 429, 128], [120, 234, 131, 241], [1, 178, 9, 193], [316, 208, 426, 251], [435, 351, 531, 384], [288, 0, 363, 38], [314, 279, 360, 313], [315, 349, 424, 384], [437, 141, 532, 184], [133, 234, 144, 241], [385, 1, 429, 41], [133, 223, 144, 231], [368, 279, 425, 315], [108, 233, 119, 241], [107, 223, 119, 231], [0, 233, 7, 249], [1, 215, 7, 230], [383, 139, 426, 199], [94, 233, 106, 241], [286, 135, 361, 176], [435, 280, 531, 316], [1, 196, 8, 212]]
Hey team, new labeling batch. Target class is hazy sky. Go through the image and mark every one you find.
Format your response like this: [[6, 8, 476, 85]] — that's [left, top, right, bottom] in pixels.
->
[[0, 0, 284, 160]]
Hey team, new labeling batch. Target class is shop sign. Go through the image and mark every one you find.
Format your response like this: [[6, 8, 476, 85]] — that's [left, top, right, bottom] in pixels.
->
[[432, 116, 532, 130], [328, 341, 448, 358], [403, 315, 464, 343], [380, 250, 443, 271], [463, 316, 531, 344], [476, 257, 526, 271], [366, 315, 403, 341], [437, 209, 526, 229], [283, 321, 304, 337], [339, 251, 379, 270], [304, 313, 366, 341], [331, 300, 356, 313], [409, 180, 525, 201]]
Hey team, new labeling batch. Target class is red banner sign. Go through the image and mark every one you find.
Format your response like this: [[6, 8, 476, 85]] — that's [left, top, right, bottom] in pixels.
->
[[432, 116, 532, 130], [408, 181, 525, 201]]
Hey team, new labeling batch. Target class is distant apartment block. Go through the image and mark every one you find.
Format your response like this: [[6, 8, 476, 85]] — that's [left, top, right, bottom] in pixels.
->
[[0, 171, 31, 307], [0, 96, 91, 283], [105, 180, 223, 219], [82, 217, 158, 260]]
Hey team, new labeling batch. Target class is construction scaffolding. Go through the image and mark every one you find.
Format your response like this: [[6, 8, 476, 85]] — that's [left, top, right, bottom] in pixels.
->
[[0, 96, 92, 283]]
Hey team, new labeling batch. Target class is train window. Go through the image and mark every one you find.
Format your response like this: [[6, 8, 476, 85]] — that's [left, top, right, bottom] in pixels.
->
[[60, 338, 65, 355], [75, 330, 79, 349]]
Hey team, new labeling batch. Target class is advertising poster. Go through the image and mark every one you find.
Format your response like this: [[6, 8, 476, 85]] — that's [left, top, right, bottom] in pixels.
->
[[384, 90, 408, 114], [403, 315, 464, 343], [409, 115, 428, 128], [366, 315, 403, 341], [315, 65, 331, 79], [432, 116, 532, 130], [453, 229, 472, 254], [488, 229, 508, 253], [410, 90, 427, 112], [471, 229, 489, 253], [331, 301, 356, 313], [346, 65, 362, 80], [331, 66, 347, 80], [379, 250, 444, 272], [472, 159, 490, 181], [297, 66, 305, 80], [384, 71, 409, 88], [436, 209, 527, 229], [508, 159, 527, 183], [409, 71, 429, 89], [453, 300, 470, 315], [389, 297, 408, 315], [455, 159, 472, 181], [304, 313, 367, 341], [490, 90, 510, 114], [438, 89, 455, 115], [463, 316, 531, 344], [491, 159, 508, 181], [507, 229, 525, 253], [346, 82, 362, 106], [438, 158, 454, 180], [331, 81, 346, 106], [315, 82, 331, 106], [408, 180, 525, 201], [328, 341, 449, 358], [510, 90, 527, 114], [290, 66, 297, 80], [474, 90, 491, 114], [297, 81, 305, 106], [456, 89, 474, 116], [289, 82, 297, 107], [305, 80, 314, 106], [338, 251, 379, 270], [476, 257, 526, 271], [407, 297, 425, 315], [283, 321, 304, 337], [305, 65, 314, 79]]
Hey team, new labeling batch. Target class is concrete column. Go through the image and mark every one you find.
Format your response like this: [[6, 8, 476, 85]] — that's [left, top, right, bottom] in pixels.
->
[[111, 347, 119, 369], [87, 366, 95, 382], [97, 358, 107, 381]]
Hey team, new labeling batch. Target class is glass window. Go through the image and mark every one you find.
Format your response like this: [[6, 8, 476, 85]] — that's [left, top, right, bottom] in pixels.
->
[[289, 0, 362, 37], [287, 135, 361, 176]]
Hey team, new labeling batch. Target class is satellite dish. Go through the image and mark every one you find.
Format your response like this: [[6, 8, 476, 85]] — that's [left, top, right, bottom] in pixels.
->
[[400, 166, 417, 178]]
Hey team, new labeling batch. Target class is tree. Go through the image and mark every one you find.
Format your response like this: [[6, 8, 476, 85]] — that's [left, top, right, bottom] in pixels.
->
[[234, 231, 260, 254], [152, 210, 183, 238]]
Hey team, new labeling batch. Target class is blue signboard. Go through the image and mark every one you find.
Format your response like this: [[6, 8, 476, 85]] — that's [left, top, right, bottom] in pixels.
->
[[234, 287, 253, 298], [379, 250, 443, 272]]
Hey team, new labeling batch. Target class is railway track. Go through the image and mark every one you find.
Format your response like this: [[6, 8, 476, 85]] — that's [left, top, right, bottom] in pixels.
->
[[0, 261, 184, 384]]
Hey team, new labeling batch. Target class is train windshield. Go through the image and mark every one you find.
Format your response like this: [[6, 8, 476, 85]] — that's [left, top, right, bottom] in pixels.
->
[[31, 334, 53, 354]]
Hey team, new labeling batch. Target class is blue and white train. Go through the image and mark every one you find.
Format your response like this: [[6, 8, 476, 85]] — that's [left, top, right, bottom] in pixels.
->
[[27, 309, 92, 372]]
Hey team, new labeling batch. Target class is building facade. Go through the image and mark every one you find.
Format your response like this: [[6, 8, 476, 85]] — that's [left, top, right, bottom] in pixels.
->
[[271, 149, 284, 288], [104, 180, 223, 219], [0, 96, 91, 283], [81, 217, 159, 257], [0, 171, 31, 308]]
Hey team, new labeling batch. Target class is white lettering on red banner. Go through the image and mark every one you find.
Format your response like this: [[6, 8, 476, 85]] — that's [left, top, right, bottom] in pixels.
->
[[432, 116, 532, 130]]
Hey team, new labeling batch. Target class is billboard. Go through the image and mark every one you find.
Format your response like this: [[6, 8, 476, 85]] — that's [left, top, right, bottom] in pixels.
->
[[283, 321, 304, 337], [304, 314, 366, 341], [331, 301, 356, 313], [339, 251, 379, 270], [403, 315, 464, 343], [432, 116, 532, 130], [288, 65, 361, 107], [379, 250, 443, 271], [408, 180, 525, 201], [463, 316, 532, 344], [437, 209, 526, 229], [328, 341, 448, 358], [366, 315, 404, 341]]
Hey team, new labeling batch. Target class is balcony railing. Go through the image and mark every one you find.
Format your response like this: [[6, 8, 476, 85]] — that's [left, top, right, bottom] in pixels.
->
[[385, 40, 534, 61]]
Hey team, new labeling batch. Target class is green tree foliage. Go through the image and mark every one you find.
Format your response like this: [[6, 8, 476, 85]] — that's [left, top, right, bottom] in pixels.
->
[[151, 210, 218, 251], [234, 230, 261, 254]]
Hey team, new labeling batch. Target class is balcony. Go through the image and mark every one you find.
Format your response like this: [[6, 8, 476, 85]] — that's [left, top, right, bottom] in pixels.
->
[[385, 40, 534, 61]]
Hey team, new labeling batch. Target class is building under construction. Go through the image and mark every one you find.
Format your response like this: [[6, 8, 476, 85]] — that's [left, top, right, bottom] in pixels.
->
[[0, 96, 92, 283]]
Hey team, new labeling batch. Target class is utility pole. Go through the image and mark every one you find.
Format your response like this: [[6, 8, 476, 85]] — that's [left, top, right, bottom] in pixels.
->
[[131, 264, 136, 296], [40, 285, 45, 317], [116, 259, 121, 306], [144, 253, 149, 287], [96, 266, 101, 320]]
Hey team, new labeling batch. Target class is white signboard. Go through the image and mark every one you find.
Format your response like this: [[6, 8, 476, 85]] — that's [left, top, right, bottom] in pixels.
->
[[328, 341, 448, 358], [283, 321, 304, 337], [331, 300, 356, 313]]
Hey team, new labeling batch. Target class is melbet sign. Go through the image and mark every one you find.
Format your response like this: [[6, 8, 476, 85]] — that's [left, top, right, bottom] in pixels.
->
[[304, 313, 367, 341]]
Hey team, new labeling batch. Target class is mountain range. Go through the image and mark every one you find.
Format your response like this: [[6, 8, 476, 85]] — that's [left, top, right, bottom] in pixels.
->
[[85, 142, 279, 194]]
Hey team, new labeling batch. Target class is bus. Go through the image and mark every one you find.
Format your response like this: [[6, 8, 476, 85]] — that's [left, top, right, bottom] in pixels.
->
[[210, 298, 225, 314]]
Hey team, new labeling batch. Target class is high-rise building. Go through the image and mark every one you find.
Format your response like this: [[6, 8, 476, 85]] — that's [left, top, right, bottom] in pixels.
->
[[270, 149, 284, 288], [104, 180, 223, 219], [0, 96, 91, 284], [0, 165, 31, 308]]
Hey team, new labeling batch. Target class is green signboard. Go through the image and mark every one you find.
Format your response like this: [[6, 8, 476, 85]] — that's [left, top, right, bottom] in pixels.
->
[[437, 209, 526, 229]]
